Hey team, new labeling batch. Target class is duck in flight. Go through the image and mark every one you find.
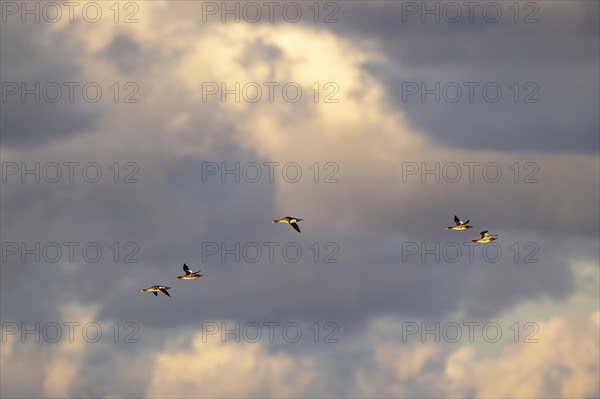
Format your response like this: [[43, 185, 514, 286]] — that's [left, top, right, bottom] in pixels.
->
[[445, 215, 473, 231], [176, 264, 203, 280], [272, 216, 303, 233], [467, 230, 498, 244], [138, 285, 172, 297]]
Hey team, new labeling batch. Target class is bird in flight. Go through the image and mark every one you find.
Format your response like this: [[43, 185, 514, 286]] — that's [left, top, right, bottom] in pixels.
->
[[138, 285, 172, 297], [272, 216, 303, 233], [466, 230, 498, 244], [444, 215, 473, 231], [176, 264, 203, 280]]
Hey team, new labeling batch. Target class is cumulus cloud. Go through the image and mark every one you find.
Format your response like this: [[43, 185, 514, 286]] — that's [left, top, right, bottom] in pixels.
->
[[330, 1, 600, 153], [0, 304, 96, 398], [2, 0, 597, 331], [442, 310, 599, 398], [147, 331, 319, 398], [355, 260, 600, 398], [1, 2, 598, 398]]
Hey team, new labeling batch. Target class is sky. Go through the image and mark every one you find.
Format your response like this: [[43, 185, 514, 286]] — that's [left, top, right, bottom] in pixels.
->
[[1, 1, 599, 398]]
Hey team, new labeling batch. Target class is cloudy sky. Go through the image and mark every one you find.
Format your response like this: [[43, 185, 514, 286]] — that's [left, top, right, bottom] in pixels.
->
[[1, 1, 599, 397]]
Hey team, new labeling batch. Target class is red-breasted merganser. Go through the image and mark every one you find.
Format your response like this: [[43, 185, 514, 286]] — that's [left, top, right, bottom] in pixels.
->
[[467, 230, 498, 244], [272, 216, 303, 233], [138, 285, 172, 297], [176, 264, 203, 280], [445, 215, 473, 231]]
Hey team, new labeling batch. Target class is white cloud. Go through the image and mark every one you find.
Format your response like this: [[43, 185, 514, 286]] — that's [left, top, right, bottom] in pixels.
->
[[443, 310, 599, 398], [147, 331, 319, 398], [0, 304, 97, 398], [1, 5, 598, 399]]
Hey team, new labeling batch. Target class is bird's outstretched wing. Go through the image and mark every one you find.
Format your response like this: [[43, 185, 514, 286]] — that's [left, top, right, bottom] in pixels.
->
[[183, 264, 191, 274], [290, 222, 301, 233], [160, 288, 171, 297], [152, 291, 158, 296], [480, 231, 488, 238], [454, 215, 460, 225]]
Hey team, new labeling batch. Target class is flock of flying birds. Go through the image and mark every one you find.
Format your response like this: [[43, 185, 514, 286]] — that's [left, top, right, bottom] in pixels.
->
[[137, 216, 304, 297], [138, 215, 496, 297], [444, 215, 499, 244]]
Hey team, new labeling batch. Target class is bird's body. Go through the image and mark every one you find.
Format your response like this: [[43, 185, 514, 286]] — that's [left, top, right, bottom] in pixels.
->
[[445, 215, 473, 231], [272, 216, 303, 233], [467, 230, 498, 244], [138, 285, 172, 297], [176, 264, 203, 280]]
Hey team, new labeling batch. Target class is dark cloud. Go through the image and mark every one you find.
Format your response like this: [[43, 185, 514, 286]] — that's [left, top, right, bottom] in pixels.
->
[[371, 64, 599, 153], [0, 24, 101, 147], [331, 1, 599, 67], [322, 1, 600, 153], [1, 4, 598, 396], [1, 151, 585, 332], [236, 37, 283, 73], [103, 34, 145, 75]]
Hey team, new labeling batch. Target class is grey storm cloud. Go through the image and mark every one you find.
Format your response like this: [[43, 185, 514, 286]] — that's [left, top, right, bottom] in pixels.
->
[[319, 1, 600, 153], [1, 3, 598, 397], [1, 148, 587, 332], [1, 23, 101, 147], [1, 9, 597, 332], [103, 34, 145, 76]]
